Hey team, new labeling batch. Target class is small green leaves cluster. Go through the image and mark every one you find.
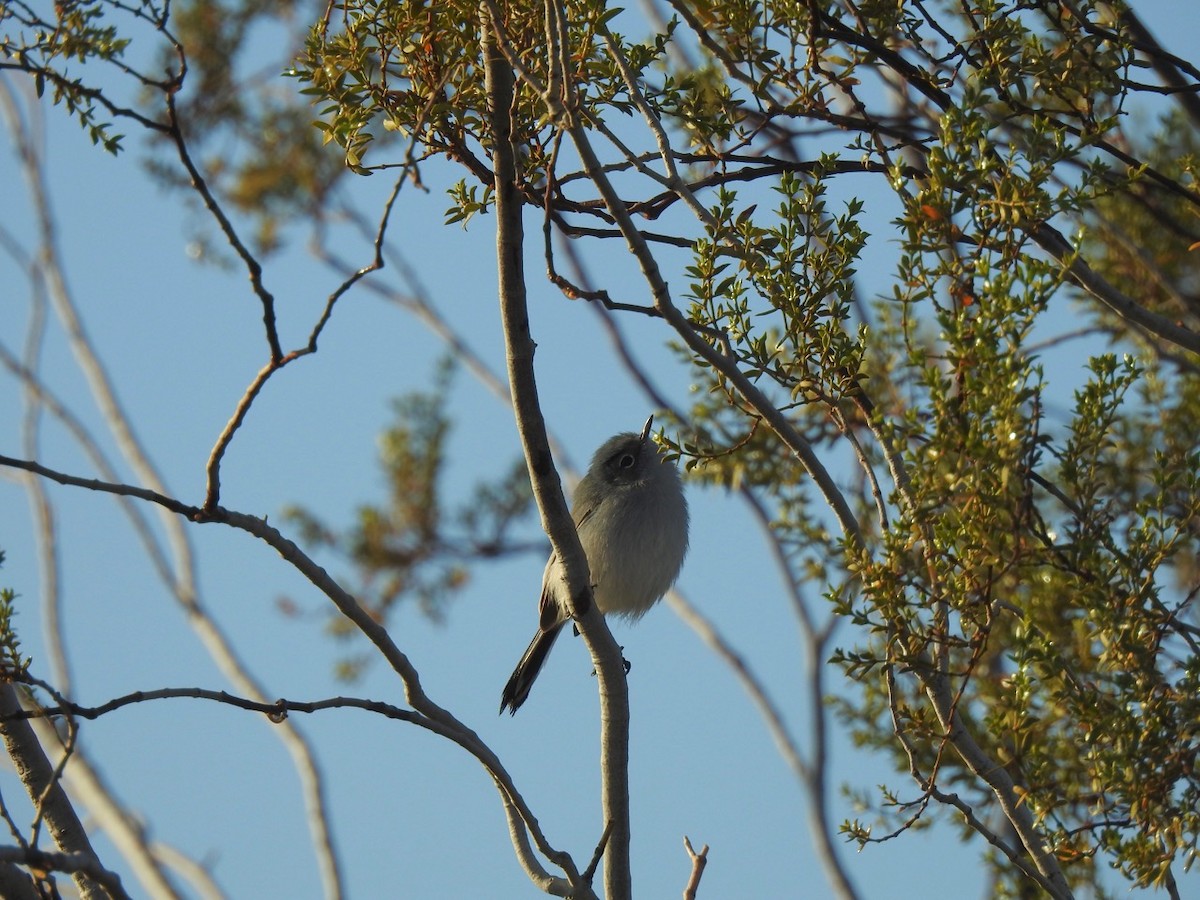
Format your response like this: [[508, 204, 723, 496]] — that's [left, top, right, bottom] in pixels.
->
[[0, 552, 31, 680], [292, 0, 680, 217], [1, 0, 135, 153], [1004, 356, 1200, 889], [445, 179, 494, 228], [682, 167, 868, 489], [839, 344, 1200, 886], [751, 6, 1199, 889], [962, 0, 1129, 130]]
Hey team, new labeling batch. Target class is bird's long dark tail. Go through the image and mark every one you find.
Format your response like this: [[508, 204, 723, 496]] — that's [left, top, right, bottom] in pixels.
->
[[500, 622, 565, 715]]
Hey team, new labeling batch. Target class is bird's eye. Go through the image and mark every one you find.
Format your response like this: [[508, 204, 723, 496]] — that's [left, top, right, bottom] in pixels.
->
[[618, 453, 636, 469]]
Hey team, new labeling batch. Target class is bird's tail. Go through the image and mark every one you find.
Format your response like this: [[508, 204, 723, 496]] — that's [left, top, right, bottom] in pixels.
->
[[500, 622, 565, 715]]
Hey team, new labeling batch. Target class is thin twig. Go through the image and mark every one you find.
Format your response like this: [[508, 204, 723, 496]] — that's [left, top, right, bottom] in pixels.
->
[[581, 819, 613, 885]]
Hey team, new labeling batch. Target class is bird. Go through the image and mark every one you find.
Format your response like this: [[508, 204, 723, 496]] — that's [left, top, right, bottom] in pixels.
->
[[500, 416, 689, 715]]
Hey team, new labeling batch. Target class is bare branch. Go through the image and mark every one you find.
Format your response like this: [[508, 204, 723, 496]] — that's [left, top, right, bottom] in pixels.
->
[[0, 448, 586, 895], [681, 836, 708, 900], [163, 89, 283, 363], [1033, 223, 1200, 356], [0, 845, 129, 899], [581, 819, 613, 886], [481, 7, 615, 895], [0, 684, 112, 900], [7, 685, 421, 724]]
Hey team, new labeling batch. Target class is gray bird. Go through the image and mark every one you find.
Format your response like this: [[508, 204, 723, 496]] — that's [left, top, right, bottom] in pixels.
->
[[500, 416, 689, 714]]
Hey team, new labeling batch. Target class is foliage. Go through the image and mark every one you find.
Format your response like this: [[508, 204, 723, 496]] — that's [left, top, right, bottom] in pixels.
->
[[6, 0, 1200, 896], [292, 0, 1200, 894], [0, 552, 31, 680], [0, 0, 139, 153]]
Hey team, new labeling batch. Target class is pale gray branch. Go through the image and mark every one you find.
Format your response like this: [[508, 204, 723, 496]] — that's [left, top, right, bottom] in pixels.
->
[[482, 6, 614, 896], [0, 685, 112, 900]]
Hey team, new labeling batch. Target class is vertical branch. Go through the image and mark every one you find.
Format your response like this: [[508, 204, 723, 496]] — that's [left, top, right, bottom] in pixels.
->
[[481, 6, 634, 897], [0, 685, 110, 900]]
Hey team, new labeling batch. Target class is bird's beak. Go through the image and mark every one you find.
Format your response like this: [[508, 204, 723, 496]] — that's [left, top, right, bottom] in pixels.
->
[[639, 415, 654, 443]]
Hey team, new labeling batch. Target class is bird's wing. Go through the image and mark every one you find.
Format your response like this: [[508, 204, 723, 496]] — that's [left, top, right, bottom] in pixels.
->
[[537, 552, 562, 631]]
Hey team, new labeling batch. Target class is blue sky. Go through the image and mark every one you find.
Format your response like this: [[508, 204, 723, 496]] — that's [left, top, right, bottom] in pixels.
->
[[2, 3, 1199, 898]]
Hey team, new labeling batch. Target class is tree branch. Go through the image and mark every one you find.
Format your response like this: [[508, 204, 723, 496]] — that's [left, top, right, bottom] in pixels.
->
[[1033, 223, 1200, 356], [0, 449, 586, 896], [0, 845, 128, 900], [0, 685, 113, 900], [565, 115, 865, 549], [481, 6, 621, 896], [681, 836, 708, 900]]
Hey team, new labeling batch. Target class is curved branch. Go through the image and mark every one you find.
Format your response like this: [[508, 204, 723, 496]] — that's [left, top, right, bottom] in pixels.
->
[[0, 452, 584, 898], [7, 685, 421, 724], [1033, 223, 1200, 355], [163, 89, 283, 363]]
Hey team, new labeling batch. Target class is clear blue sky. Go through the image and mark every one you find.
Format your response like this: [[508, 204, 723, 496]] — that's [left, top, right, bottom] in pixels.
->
[[2, 4, 1198, 898]]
